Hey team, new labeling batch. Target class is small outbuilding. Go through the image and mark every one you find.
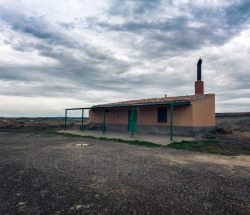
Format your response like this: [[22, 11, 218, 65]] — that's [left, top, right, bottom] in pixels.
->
[[65, 59, 216, 139], [87, 59, 215, 137]]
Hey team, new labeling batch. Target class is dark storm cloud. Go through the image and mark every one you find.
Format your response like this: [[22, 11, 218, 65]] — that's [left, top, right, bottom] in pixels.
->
[[108, 0, 163, 16], [95, 17, 215, 57], [95, 0, 250, 59], [0, 7, 136, 94], [0, 6, 81, 49], [224, 0, 250, 26], [0, 8, 59, 41], [0, 5, 173, 97]]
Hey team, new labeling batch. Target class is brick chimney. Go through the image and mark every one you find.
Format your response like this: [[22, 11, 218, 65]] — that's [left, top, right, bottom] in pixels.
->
[[195, 58, 204, 95]]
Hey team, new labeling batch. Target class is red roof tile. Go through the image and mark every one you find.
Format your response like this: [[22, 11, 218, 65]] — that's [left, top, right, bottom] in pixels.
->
[[92, 94, 214, 108]]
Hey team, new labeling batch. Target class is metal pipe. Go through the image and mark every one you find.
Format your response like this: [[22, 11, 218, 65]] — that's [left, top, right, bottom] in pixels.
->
[[170, 104, 173, 142], [103, 109, 106, 134], [131, 108, 134, 137], [66, 107, 91, 111], [81, 109, 84, 132], [64, 109, 67, 130], [197, 58, 202, 81]]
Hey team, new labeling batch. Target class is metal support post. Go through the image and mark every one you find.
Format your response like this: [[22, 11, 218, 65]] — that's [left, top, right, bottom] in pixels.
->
[[131, 108, 134, 137], [64, 109, 67, 130], [81, 109, 84, 132], [170, 104, 173, 142], [103, 109, 106, 134]]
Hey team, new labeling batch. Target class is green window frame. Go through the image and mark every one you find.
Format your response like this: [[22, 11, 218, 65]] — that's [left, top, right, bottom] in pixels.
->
[[157, 107, 167, 123]]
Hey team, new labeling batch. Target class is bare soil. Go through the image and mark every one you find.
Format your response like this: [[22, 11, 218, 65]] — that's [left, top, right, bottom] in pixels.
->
[[0, 115, 249, 214], [0, 131, 249, 214], [216, 113, 250, 133]]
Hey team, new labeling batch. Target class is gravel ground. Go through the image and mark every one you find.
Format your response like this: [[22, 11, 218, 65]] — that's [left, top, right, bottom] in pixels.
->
[[0, 131, 249, 215], [216, 114, 250, 132]]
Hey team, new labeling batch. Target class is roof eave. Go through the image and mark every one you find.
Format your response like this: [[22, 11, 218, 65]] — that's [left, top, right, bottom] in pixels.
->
[[91, 101, 191, 109]]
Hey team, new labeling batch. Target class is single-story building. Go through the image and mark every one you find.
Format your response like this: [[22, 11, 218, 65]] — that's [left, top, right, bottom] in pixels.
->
[[65, 59, 216, 137], [88, 59, 215, 136], [89, 93, 215, 137]]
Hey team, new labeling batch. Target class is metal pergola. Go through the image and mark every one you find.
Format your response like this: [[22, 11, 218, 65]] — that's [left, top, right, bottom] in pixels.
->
[[64, 101, 191, 142], [64, 107, 91, 132]]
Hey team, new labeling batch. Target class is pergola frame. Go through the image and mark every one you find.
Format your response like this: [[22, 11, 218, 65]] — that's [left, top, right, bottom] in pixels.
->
[[64, 107, 91, 132], [64, 101, 191, 142]]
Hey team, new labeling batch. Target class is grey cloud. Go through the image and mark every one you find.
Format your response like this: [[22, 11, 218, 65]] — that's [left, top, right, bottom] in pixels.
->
[[0, 7, 78, 49], [0, 7, 140, 94], [0, 0, 249, 114], [224, 0, 250, 26], [94, 0, 250, 60], [1, 8, 56, 40], [108, 0, 163, 17], [0, 66, 37, 82]]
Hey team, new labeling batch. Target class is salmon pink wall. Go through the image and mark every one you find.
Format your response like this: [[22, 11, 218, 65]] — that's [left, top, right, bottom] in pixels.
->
[[89, 94, 215, 127], [191, 94, 215, 126]]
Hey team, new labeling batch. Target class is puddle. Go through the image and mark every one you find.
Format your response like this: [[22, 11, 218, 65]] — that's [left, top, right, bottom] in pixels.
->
[[65, 142, 90, 148], [75, 143, 89, 147]]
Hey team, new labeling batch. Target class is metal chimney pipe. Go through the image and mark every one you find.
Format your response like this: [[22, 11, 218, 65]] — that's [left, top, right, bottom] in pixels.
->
[[195, 59, 204, 95], [197, 58, 202, 80]]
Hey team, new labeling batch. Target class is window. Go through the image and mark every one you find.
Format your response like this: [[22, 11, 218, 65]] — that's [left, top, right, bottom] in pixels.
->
[[157, 107, 167, 123]]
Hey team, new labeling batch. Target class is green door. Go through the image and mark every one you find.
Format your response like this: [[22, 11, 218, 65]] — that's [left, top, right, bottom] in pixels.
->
[[128, 109, 137, 133]]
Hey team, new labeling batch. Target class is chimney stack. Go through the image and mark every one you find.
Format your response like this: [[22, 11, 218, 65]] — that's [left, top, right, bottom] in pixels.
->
[[195, 58, 204, 95]]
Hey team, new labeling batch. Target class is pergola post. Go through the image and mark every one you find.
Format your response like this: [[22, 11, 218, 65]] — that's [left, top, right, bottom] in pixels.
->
[[131, 107, 134, 137], [170, 103, 173, 142], [64, 109, 67, 130], [103, 109, 106, 134], [81, 109, 84, 132], [64, 107, 91, 131]]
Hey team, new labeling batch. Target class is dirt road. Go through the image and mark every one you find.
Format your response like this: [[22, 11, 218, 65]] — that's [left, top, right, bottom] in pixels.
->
[[0, 131, 249, 214]]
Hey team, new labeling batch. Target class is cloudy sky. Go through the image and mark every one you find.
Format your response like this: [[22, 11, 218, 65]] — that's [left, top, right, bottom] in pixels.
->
[[0, 0, 249, 117]]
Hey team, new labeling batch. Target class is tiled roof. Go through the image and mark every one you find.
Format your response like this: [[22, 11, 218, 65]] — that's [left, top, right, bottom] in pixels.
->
[[92, 94, 213, 108]]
